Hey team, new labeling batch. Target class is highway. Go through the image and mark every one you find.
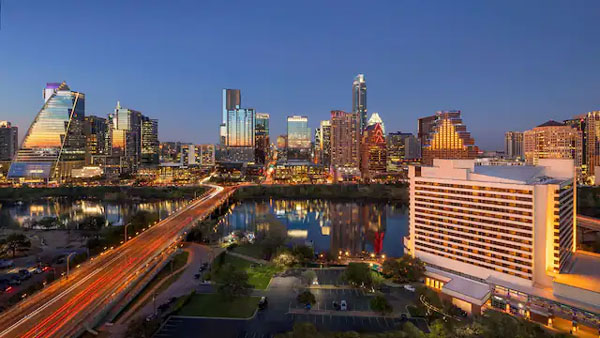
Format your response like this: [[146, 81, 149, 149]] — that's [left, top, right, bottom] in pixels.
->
[[0, 185, 234, 338]]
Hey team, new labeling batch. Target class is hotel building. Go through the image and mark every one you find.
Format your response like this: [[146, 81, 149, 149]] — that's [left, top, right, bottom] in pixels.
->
[[406, 159, 600, 321], [421, 110, 478, 165]]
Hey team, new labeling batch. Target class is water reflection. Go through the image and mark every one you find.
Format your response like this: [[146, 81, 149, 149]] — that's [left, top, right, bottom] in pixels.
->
[[0, 199, 187, 228], [222, 200, 408, 258]]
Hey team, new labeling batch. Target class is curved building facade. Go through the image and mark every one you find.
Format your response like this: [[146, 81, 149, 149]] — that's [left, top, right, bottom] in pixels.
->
[[8, 82, 86, 182]]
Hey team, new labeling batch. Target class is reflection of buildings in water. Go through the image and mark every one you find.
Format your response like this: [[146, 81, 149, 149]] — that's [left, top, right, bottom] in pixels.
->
[[329, 202, 363, 255], [361, 204, 387, 254]]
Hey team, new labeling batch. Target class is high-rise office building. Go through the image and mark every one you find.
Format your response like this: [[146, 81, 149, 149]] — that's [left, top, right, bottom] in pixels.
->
[[386, 132, 420, 172], [276, 135, 287, 163], [197, 144, 216, 166], [366, 112, 385, 134], [83, 115, 108, 165], [315, 120, 331, 167], [417, 115, 437, 152], [523, 121, 582, 173], [141, 116, 159, 165], [585, 111, 600, 179], [421, 110, 478, 165], [406, 159, 582, 315], [352, 74, 367, 131], [225, 106, 255, 162], [0, 121, 18, 162], [330, 110, 360, 170], [360, 122, 386, 179], [109, 102, 142, 173], [504, 131, 524, 159], [159, 142, 182, 163], [220, 89, 241, 145], [287, 115, 311, 162], [255, 113, 270, 164], [8, 82, 86, 182]]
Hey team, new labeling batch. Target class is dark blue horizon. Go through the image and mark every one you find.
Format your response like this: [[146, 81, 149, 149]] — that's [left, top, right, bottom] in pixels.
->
[[0, 0, 599, 150]]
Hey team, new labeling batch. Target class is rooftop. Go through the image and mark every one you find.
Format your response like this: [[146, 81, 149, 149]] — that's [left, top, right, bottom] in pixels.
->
[[555, 251, 600, 294], [537, 120, 565, 127]]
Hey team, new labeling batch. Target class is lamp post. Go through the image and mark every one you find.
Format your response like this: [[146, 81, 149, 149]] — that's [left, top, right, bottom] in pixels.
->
[[66, 252, 76, 279], [124, 223, 131, 242]]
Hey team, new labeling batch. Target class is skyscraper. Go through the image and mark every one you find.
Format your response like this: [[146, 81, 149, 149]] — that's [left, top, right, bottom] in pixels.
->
[[386, 131, 420, 172], [316, 120, 331, 167], [225, 107, 255, 162], [330, 110, 360, 170], [83, 115, 108, 165], [585, 111, 600, 179], [366, 112, 385, 134], [352, 74, 367, 131], [523, 121, 583, 173], [360, 122, 387, 180], [0, 121, 18, 162], [110, 102, 143, 173], [287, 115, 311, 162], [421, 110, 478, 165], [8, 82, 86, 182], [417, 114, 437, 155], [220, 89, 241, 145], [141, 116, 159, 165], [504, 131, 524, 159], [255, 113, 270, 164]]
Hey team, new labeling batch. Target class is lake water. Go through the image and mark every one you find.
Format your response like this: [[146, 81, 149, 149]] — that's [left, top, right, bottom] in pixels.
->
[[221, 200, 409, 258], [0, 199, 188, 228]]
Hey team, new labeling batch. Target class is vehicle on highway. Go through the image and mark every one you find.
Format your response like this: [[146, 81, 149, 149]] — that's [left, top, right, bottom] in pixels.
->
[[404, 285, 416, 292], [32, 267, 43, 274], [258, 296, 268, 310], [9, 276, 21, 286], [340, 300, 347, 311], [18, 269, 31, 280]]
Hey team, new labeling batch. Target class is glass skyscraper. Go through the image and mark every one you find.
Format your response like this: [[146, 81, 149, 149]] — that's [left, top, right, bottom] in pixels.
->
[[8, 82, 86, 181], [287, 115, 311, 162], [255, 113, 270, 164], [352, 74, 367, 131]]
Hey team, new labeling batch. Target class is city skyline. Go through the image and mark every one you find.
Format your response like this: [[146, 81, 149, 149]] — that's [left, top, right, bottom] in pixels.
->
[[1, 1, 599, 150]]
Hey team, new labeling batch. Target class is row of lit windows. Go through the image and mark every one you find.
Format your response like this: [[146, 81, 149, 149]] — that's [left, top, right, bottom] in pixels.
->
[[416, 245, 532, 281], [414, 211, 532, 238], [414, 203, 533, 227], [415, 181, 533, 195], [415, 197, 533, 217], [414, 191, 532, 210], [416, 237, 533, 273], [415, 224, 532, 254], [415, 218, 532, 245], [414, 185, 533, 202], [415, 232, 532, 266]]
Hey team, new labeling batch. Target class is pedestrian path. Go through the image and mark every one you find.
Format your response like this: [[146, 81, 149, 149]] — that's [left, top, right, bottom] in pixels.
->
[[226, 251, 269, 265]]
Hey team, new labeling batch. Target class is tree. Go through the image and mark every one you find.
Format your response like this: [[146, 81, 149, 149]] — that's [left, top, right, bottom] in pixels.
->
[[273, 248, 299, 267], [292, 245, 314, 265], [216, 264, 252, 299], [4, 233, 31, 257], [370, 294, 393, 314], [301, 270, 317, 286], [296, 289, 316, 305], [342, 263, 373, 288], [427, 320, 451, 338], [382, 255, 426, 283]]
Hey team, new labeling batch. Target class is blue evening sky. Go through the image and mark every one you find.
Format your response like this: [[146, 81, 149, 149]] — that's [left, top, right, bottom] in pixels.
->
[[0, 1, 599, 150]]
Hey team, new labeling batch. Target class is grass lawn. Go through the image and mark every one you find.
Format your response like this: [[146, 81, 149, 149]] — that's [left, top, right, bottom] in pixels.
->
[[177, 293, 260, 318], [212, 254, 282, 289], [230, 243, 265, 260]]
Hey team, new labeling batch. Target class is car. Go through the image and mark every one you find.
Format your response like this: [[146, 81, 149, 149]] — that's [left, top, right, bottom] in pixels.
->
[[332, 301, 340, 310], [32, 268, 43, 274], [194, 274, 201, 279], [158, 303, 169, 312], [18, 269, 31, 279], [258, 296, 268, 310], [340, 300, 347, 311], [0, 260, 14, 269], [404, 285, 416, 292], [9, 277, 21, 286], [198, 266, 205, 272]]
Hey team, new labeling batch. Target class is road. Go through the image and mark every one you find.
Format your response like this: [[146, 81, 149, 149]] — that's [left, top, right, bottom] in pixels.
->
[[0, 185, 234, 338]]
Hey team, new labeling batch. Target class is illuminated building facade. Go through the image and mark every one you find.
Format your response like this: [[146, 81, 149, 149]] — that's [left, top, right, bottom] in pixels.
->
[[255, 113, 270, 164], [417, 114, 437, 154], [330, 110, 360, 170], [360, 122, 387, 179], [318, 120, 331, 167], [286, 115, 311, 162], [523, 121, 582, 175], [585, 111, 600, 179], [8, 82, 86, 182], [0, 121, 18, 161], [406, 159, 600, 317], [387, 132, 420, 172], [276, 135, 287, 162], [141, 116, 159, 165], [504, 131, 524, 159], [352, 74, 367, 131], [366, 112, 385, 134], [421, 110, 478, 165], [220, 89, 241, 145]]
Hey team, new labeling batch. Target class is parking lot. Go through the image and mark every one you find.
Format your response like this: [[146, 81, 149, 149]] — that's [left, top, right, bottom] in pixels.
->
[[314, 269, 346, 285], [292, 288, 373, 312]]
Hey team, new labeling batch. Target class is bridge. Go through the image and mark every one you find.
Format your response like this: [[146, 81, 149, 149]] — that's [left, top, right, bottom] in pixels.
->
[[577, 214, 600, 232], [0, 185, 236, 338]]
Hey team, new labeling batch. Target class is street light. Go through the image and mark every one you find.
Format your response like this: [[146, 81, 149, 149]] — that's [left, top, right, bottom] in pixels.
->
[[66, 252, 76, 279]]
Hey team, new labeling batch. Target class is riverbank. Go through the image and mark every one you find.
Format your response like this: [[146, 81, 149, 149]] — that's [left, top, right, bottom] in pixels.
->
[[234, 183, 408, 204], [0, 186, 208, 202]]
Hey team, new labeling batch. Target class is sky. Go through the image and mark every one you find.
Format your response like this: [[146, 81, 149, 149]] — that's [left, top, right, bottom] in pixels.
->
[[0, 1, 599, 150]]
